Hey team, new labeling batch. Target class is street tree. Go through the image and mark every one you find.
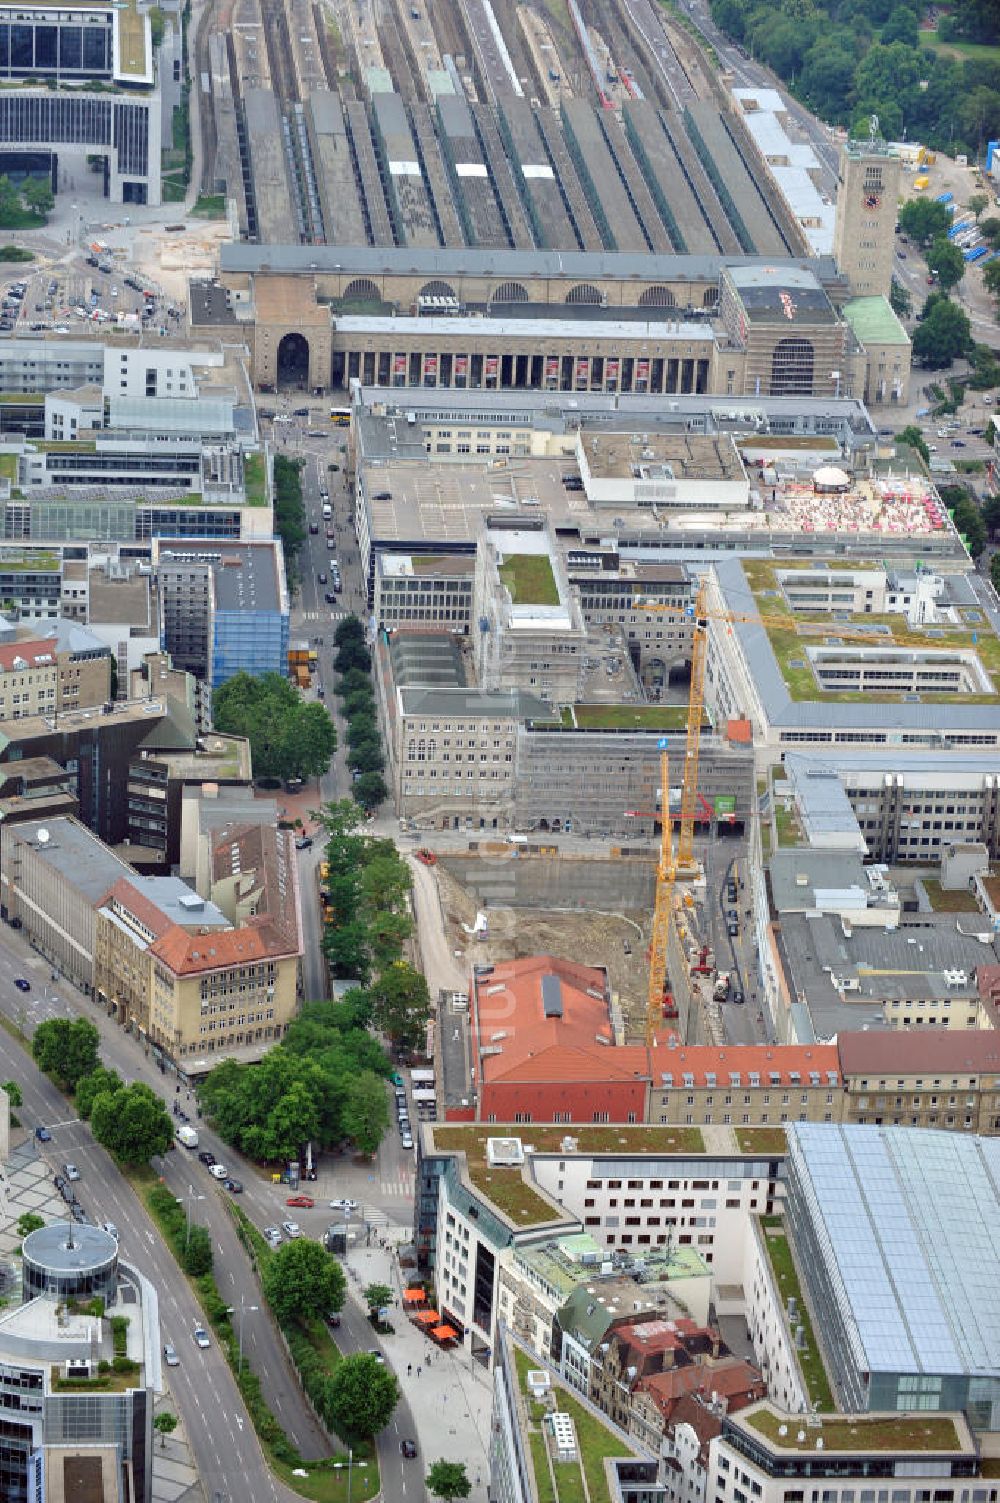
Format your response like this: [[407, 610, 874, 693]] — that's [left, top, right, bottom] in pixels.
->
[[90, 1083, 173, 1166], [343, 688, 376, 722], [363, 1282, 394, 1320], [2, 1080, 22, 1107], [334, 640, 372, 675], [889, 277, 911, 319], [262, 1238, 346, 1327], [334, 615, 366, 649], [353, 771, 388, 811], [343, 1072, 390, 1156], [426, 1461, 472, 1503], [898, 199, 952, 247], [326, 1352, 399, 1441], [982, 494, 1000, 538], [32, 1017, 100, 1091], [980, 217, 1000, 248], [75, 1065, 124, 1120], [896, 424, 929, 464], [925, 237, 966, 293], [911, 299, 972, 369], [213, 672, 336, 783], [22, 178, 53, 218], [347, 737, 385, 775], [336, 666, 372, 698], [991, 552, 1000, 594], [984, 260, 1000, 303], [154, 1412, 178, 1449], [969, 192, 989, 223], [17, 1212, 43, 1239], [183, 1225, 213, 1277], [346, 713, 378, 748], [370, 962, 431, 1051]]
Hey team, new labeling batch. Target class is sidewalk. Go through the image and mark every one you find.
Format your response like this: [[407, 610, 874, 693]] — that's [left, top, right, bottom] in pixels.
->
[[343, 1232, 493, 1501]]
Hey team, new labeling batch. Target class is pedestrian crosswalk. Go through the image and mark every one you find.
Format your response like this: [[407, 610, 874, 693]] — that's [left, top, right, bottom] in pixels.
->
[[379, 1174, 415, 1199], [301, 609, 349, 622]]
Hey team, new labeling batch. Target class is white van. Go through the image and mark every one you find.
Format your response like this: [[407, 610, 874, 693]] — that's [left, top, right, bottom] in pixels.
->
[[322, 503, 332, 519]]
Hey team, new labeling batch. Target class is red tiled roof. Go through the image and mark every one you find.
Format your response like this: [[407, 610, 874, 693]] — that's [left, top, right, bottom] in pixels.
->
[[837, 1028, 1000, 1075], [473, 955, 613, 1084], [149, 922, 295, 975], [0, 640, 57, 673], [637, 1361, 766, 1417], [487, 1044, 649, 1085], [649, 1042, 839, 1088], [101, 878, 174, 939]]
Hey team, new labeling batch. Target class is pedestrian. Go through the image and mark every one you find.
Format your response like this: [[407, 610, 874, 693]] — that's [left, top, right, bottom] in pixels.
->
[[417, 1365, 422, 1378], [407, 1363, 412, 1376]]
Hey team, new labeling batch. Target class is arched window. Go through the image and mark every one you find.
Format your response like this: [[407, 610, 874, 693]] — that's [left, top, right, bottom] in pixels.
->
[[770, 337, 814, 395], [419, 280, 456, 299], [565, 283, 603, 305], [639, 285, 675, 308], [490, 281, 529, 304], [343, 278, 381, 303]]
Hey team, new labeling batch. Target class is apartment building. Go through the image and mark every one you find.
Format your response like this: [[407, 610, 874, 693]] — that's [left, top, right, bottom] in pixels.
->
[[95, 842, 301, 1066], [0, 619, 111, 719], [837, 1029, 1000, 1132], [647, 1045, 841, 1132]]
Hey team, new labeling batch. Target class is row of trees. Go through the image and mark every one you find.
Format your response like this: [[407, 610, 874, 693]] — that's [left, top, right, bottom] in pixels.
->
[[32, 1018, 174, 1167], [335, 616, 388, 811], [0, 175, 52, 229], [273, 455, 307, 582], [212, 670, 337, 784], [708, 0, 1000, 157], [198, 995, 391, 1160]]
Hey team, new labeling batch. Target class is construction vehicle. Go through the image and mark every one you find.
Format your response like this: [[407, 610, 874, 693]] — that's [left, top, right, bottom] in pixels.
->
[[635, 580, 895, 1044], [691, 944, 714, 975]]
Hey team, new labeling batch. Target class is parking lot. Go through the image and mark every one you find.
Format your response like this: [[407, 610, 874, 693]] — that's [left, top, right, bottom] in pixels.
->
[[0, 256, 183, 338]]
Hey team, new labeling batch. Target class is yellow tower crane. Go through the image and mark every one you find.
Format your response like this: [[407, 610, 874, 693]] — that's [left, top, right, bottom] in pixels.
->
[[638, 579, 898, 1044]]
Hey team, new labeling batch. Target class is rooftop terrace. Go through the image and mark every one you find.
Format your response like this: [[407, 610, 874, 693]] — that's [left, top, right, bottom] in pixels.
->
[[741, 559, 1000, 706], [513, 1342, 642, 1503], [742, 1403, 966, 1454], [432, 1124, 705, 1228]]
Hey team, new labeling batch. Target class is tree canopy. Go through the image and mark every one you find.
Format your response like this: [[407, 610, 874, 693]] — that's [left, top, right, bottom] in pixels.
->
[[32, 1017, 100, 1091], [426, 1461, 472, 1502], [709, 0, 1000, 160], [90, 1083, 174, 1166], [198, 995, 392, 1160], [262, 1238, 346, 1326], [369, 962, 432, 1053], [76, 1065, 124, 1120], [925, 238, 966, 294], [326, 1352, 400, 1441], [911, 298, 972, 369], [273, 455, 306, 580], [212, 671, 336, 782]]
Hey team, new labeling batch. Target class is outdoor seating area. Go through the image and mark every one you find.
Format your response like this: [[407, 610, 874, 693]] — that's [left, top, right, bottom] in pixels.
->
[[405, 1288, 459, 1348]]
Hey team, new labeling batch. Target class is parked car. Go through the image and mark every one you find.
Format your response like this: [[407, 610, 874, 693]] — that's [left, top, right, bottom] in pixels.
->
[[317, 572, 327, 584], [102, 1221, 119, 1240], [401, 1132, 414, 1150], [281, 1220, 302, 1239], [63, 1163, 80, 1182], [295, 836, 313, 851], [193, 1326, 211, 1349], [414, 848, 437, 866], [70, 1203, 89, 1224], [163, 1342, 180, 1366], [368, 1349, 385, 1364], [264, 1225, 282, 1248], [286, 1194, 315, 1209]]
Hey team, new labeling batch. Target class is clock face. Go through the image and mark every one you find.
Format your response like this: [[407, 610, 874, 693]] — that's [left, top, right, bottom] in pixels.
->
[[864, 190, 882, 210]]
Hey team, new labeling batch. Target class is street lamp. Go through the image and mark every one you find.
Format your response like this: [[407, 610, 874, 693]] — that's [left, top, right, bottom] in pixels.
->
[[176, 1186, 205, 1249], [226, 1293, 259, 1372]]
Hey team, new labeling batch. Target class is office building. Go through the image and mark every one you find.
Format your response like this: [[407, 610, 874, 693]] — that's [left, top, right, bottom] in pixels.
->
[[0, 0, 160, 204], [785, 1123, 1000, 1424], [0, 618, 111, 719], [0, 1221, 159, 1503], [707, 1403, 980, 1503], [154, 539, 290, 687], [838, 1030, 1000, 1132]]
